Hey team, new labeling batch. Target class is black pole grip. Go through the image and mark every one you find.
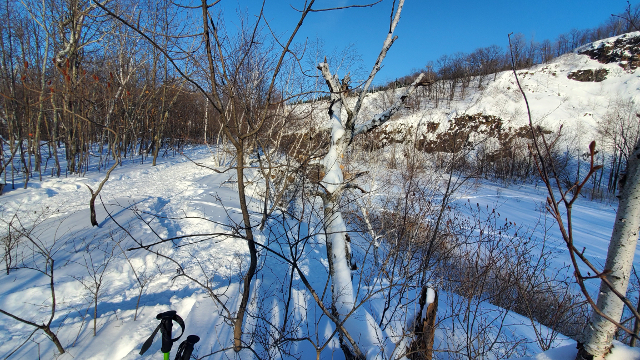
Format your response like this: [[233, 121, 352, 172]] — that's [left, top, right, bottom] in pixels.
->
[[139, 310, 185, 355], [158, 310, 176, 353], [174, 335, 200, 360]]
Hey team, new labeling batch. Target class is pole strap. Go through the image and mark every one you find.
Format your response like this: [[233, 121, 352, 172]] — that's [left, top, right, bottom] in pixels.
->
[[139, 311, 185, 355], [174, 335, 200, 360]]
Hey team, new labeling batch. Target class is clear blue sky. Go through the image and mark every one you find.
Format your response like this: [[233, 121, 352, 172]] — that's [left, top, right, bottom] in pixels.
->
[[218, 0, 637, 84]]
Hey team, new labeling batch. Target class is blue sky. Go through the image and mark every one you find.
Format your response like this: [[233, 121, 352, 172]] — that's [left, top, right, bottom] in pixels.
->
[[218, 0, 637, 84]]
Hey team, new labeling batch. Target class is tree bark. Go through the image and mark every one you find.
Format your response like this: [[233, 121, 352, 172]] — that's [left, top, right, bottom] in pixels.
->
[[42, 326, 65, 354], [87, 136, 119, 227], [233, 144, 259, 352], [577, 138, 640, 359], [409, 287, 437, 360]]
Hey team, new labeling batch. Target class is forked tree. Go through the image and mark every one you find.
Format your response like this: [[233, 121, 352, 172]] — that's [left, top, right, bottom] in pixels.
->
[[314, 0, 425, 357]]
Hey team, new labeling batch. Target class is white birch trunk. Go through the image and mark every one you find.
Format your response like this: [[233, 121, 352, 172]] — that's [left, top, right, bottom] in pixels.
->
[[320, 76, 356, 317], [316, 61, 424, 358], [312, 2, 427, 356], [580, 138, 640, 358]]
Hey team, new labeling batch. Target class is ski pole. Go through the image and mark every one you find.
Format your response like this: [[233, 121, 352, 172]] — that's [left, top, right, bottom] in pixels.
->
[[139, 310, 185, 358], [174, 335, 200, 360]]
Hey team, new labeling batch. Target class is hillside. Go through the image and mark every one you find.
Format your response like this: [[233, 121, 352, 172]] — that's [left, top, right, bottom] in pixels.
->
[[302, 32, 640, 156], [1, 33, 640, 360]]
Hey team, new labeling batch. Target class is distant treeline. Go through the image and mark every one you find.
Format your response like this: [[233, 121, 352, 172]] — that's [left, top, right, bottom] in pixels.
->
[[376, 3, 640, 91]]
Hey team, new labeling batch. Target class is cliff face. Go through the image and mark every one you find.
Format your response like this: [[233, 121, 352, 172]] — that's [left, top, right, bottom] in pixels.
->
[[577, 31, 640, 70], [358, 32, 640, 154]]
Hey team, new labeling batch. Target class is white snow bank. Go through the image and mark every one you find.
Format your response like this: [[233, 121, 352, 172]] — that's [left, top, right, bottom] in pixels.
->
[[512, 341, 640, 360]]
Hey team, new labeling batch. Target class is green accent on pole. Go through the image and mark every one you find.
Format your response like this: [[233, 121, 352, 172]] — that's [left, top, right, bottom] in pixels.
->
[[163, 352, 170, 360]]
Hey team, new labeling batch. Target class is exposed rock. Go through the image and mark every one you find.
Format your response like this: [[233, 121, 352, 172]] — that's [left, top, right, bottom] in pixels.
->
[[578, 33, 640, 70], [416, 113, 502, 153], [567, 68, 609, 82], [415, 113, 551, 154]]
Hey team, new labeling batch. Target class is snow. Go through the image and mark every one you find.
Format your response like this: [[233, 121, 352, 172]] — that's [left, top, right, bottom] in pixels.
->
[[299, 33, 640, 155], [2, 32, 640, 359], [426, 288, 435, 305], [575, 31, 640, 53], [0, 143, 638, 359], [515, 341, 640, 360], [420, 288, 436, 321]]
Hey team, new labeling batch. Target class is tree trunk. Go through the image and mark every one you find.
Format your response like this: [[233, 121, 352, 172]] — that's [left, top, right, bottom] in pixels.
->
[[93, 296, 97, 336], [233, 145, 258, 352], [87, 139, 119, 227], [89, 191, 98, 227], [577, 138, 640, 359], [42, 326, 65, 354], [409, 287, 437, 360]]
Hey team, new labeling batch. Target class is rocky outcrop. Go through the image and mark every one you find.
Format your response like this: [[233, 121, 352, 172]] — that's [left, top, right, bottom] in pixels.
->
[[578, 33, 640, 70], [567, 68, 608, 82]]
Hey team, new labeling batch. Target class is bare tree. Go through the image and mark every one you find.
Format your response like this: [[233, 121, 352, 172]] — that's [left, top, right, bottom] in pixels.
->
[[71, 233, 119, 336], [509, 32, 640, 360], [612, 1, 640, 32], [92, 0, 325, 351], [0, 207, 67, 355], [114, 233, 149, 321], [313, 0, 425, 357], [597, 98, 640, 194]]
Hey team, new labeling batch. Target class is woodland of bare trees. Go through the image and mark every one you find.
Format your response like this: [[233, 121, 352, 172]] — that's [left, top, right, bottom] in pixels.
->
[[1, 0, 638, 193], [2, 0, 640, 359], [0, 0, 220, 188]]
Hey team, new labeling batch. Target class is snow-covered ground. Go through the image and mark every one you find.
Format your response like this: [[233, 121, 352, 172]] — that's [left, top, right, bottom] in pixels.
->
[[2, 32, 640, 359], [0, 145, 637, 359]]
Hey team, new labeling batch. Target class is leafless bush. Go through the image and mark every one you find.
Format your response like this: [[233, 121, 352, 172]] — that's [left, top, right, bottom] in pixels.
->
[[0, 205, 70, 356], [0, 204, 55, 275], [345, 153, 588, 358], [454, 203, 588, 340], [420, 201, 588, 359], [70, 232, 121, 337]]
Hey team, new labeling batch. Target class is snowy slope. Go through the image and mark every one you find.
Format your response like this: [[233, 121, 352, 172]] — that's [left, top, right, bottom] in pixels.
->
[[302, 32, 640, 153], [2, 32, 640, 360], [0, 146, 636, 360]]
